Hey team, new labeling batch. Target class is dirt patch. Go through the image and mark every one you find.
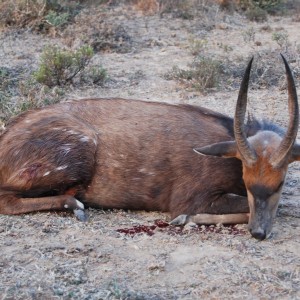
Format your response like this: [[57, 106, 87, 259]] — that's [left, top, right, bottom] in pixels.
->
[[0, 2, 299, 299]]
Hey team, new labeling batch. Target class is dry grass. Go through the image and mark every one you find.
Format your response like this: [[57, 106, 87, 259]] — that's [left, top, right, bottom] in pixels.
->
[[0, 0, 82, 35], [0, 206, 299, 299], [62, 7, 133, 53]]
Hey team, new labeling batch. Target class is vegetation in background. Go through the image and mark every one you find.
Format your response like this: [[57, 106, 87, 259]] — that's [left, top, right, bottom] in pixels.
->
[[34, 45, 98, 87], [238, 0, 282, 10], [189, 38, 208, 56], [1, 0, 298, 124], [219, 0, 288, 21], [0, 66, 63, 123], [245, 5, 268, 21], [62, 9, 133, 53], [159, 0, 199, 19], [0, 45, 107, 123], [165, 56, 222, 92], [272, 30, 289, 50], [0, 0, 82, 32]]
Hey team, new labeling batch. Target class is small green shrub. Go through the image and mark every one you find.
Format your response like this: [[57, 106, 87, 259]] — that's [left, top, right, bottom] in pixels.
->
[[192, 56, 222, 91], [239, 0, 282, 10], [165, 56, 222, 92], [34, 45, 98, 87], [272, 31, 289, 50], [45, 10, 69, 28], [1, 45, 107, 123], [237, 0, 284, 21], [242, 27, 256, 43], [84, 66, 107, 85], [189, 38, 208, 56], [218, 43, 233, 53], [245, 6, 268, 22], [252, 0, 282, 10]]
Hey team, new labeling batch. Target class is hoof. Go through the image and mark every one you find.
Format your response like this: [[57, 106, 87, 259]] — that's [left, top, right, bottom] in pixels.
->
[[183, 222, 197, 231], [74, 209, 88, 222], [169, 214, 189, 226]]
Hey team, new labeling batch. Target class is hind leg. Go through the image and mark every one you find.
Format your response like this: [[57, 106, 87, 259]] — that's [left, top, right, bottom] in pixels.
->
[[0, 191, 88, 221]]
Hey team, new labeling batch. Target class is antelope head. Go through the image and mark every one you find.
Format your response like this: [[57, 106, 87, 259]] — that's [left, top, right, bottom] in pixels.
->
[[195, 55, 300, 240]]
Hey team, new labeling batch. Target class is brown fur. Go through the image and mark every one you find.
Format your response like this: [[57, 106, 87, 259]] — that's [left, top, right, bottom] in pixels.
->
[[0, 98, 248, 218], [242, 131, 288, 190]]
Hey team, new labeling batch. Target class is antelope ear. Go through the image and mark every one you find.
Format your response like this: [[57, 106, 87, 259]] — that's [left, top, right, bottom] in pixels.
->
[[290, 143, 300, 162], [194, 141, 238, 158]]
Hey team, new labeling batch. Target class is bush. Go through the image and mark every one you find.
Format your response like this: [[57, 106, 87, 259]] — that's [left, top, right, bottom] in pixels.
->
[[272, 31, 289, 50], [0, 0, 47, 28], [0, 45, 107, 123], [0, 0, 81, 32], [251, 0, 282, 10], [45, 10, 69, 28], [159, 0, 196, 19], [34, 45, 104, 87], [165, 56, 222, 92], [236, 0, 283, 21], [245, 6, 268, 21], [238, 0, 282, 10], [83, 66, 107, 85]]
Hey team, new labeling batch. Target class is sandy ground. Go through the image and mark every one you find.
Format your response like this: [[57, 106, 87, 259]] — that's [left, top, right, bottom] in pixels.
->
[[0, 2, 299, 299]]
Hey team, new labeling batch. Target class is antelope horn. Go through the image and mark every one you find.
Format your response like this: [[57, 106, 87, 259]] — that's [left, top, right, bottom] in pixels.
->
[[234, 57, 257, 165], [270, 54, 299, 168]]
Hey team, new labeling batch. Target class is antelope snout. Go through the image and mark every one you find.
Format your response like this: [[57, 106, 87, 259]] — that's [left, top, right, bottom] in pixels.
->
[[249, 227, 267, 240]]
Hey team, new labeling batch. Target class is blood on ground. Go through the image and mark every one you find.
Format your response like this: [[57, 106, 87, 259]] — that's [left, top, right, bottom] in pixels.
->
[[116, 219, 247, 237]]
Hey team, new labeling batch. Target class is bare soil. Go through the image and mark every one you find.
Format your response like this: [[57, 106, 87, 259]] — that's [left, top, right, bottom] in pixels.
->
[[0, 2, 299, 299]]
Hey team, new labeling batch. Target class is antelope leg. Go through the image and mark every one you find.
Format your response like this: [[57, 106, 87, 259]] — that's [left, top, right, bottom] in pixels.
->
[[170, 213, 249, 226], [0, 192, 88, 221]]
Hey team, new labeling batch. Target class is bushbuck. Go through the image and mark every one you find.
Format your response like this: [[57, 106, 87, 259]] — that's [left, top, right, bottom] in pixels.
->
[[0, 55, 298, 240]]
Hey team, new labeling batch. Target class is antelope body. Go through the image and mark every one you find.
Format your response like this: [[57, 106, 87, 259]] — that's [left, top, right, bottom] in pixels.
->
[[0, 55, 299, 240]]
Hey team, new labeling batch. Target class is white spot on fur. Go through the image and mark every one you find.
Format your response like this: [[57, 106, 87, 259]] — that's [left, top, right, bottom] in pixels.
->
[[76, 200, 84, 210], [25, 120, 31, 123], [43, 171, 50, 176], [139, 168, 155, 176], [64, 204, 69, 209], [93, 138, 97, 146], [56, 165, 68, 170], [80, 136, 90, 142], [68, 130, 80, 135]]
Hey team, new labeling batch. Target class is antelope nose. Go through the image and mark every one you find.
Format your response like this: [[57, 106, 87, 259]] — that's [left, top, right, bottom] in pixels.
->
[[250, 228, 266, 240]]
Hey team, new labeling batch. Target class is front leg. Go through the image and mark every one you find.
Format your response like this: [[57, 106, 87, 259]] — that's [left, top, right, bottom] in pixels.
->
[[170, 213, 249, 225], [170, 193, 249, 226]]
